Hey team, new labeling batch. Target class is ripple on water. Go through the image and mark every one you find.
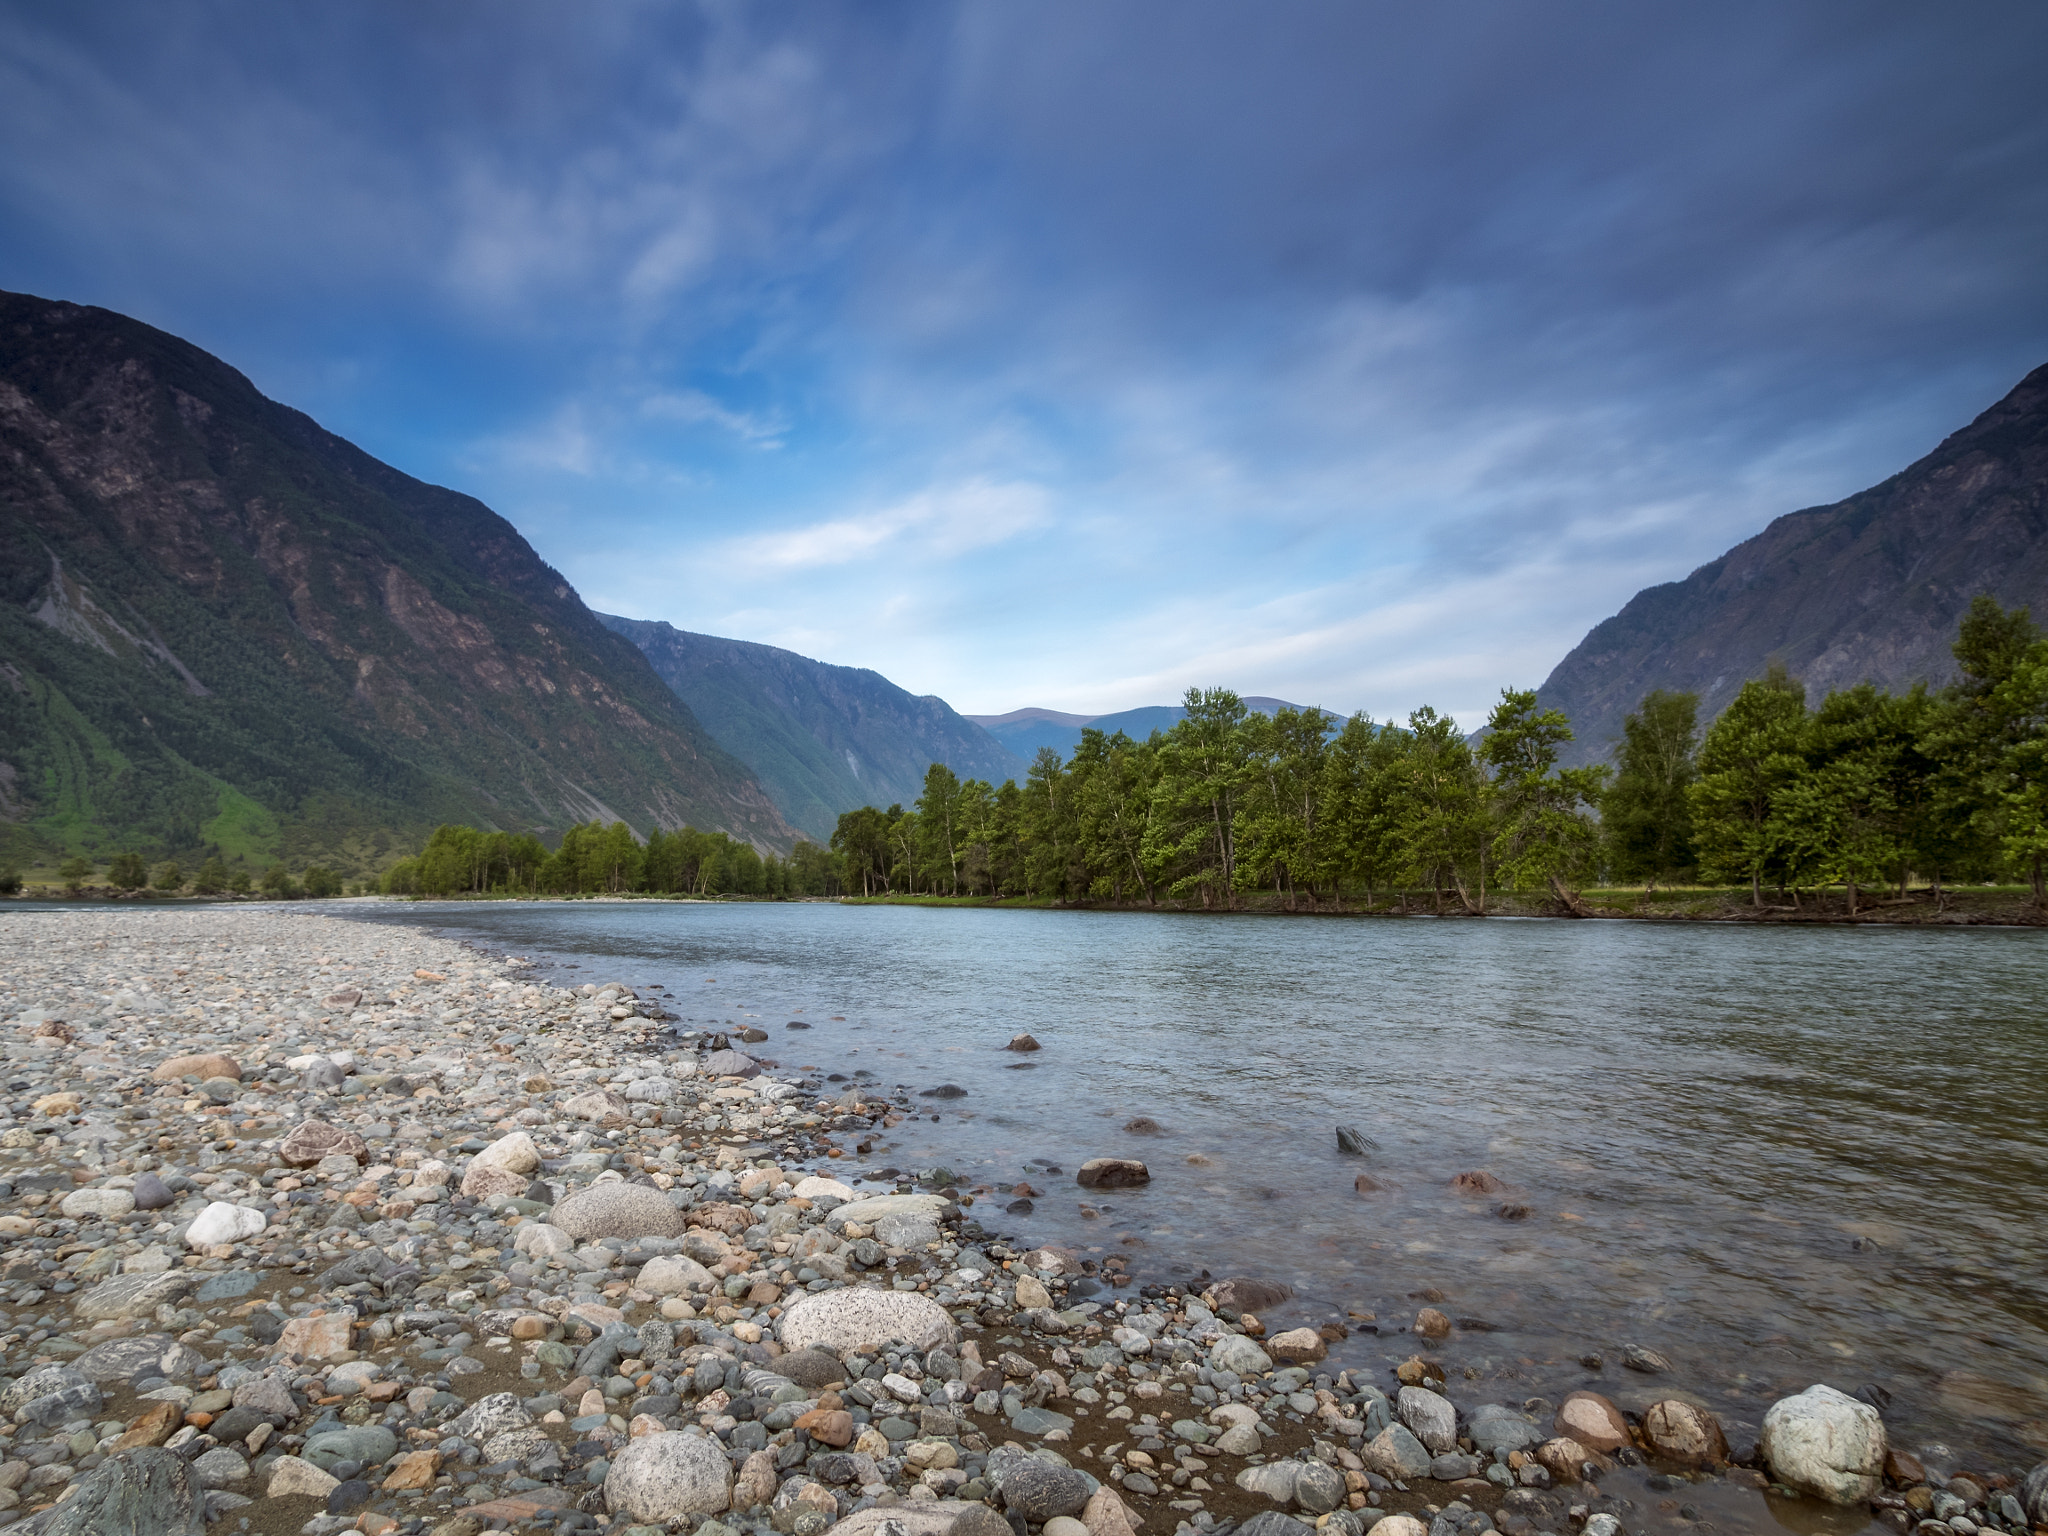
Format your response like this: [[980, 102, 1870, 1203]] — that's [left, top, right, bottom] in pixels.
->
[[350, 899, 2048, 1466]]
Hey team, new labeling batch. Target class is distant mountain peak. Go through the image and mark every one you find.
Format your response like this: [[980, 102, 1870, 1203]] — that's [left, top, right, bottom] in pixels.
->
[[598, 614, 1026, 839]]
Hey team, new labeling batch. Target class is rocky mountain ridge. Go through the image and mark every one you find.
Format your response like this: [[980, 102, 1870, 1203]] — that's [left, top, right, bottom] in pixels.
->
[[1539, 360, 2048, 761], [0, 289, 791, 871]]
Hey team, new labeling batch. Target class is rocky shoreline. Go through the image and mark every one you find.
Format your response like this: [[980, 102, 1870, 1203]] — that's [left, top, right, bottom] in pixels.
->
[[0, 906, 2042, 1536]]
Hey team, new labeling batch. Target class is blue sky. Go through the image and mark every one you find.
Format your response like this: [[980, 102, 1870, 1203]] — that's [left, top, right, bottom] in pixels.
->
[[4, 3, 2046, 727]]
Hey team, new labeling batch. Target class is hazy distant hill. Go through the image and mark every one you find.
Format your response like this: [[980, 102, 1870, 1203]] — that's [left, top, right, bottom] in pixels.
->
[[0, 290, 791, 872], [1539, 361, 2048, 763], [598, 616, 1028, 841], [967, 697, 1310, 760]]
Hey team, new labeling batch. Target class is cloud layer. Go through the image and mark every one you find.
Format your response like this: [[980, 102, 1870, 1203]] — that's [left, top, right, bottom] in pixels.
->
[[4, 2, 2045, 727]]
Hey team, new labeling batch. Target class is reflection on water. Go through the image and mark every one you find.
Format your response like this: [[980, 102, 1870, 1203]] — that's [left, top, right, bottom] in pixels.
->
[[342, 900, 2048, 1469]]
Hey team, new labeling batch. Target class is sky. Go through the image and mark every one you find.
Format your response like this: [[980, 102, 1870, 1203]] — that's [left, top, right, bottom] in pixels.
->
[[3, 3, 2047, 727]]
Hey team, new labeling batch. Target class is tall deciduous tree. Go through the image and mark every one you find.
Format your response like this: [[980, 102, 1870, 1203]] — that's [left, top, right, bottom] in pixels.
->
[[1690, 664, 1808, 906], [1603, 690, 1699, 890], [1480, 689, 1607, 909], [1144, 688, 1254, 908]]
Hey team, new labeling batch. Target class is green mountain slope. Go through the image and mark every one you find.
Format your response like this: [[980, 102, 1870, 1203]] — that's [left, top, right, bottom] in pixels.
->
[[0, 290, 792, 873], [1538, 360, 2048, 763], [597, 615, 1027, 841]]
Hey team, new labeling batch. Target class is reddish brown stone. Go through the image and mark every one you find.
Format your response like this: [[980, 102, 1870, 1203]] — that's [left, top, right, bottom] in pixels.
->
[[1450, 1170, 1506, 1194]]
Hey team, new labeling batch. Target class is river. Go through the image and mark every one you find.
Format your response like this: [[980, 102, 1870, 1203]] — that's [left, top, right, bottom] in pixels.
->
[[338, 898, 2048, 1478]]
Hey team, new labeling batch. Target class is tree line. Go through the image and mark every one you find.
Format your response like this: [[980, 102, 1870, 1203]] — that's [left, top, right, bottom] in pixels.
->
[[362, 597, 2044, 914], [378, 821, 841, 898], [826, 597, 2047, 913]]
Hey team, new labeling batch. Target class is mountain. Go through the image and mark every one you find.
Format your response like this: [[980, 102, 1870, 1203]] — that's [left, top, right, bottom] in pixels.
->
[[597, 616, 1028, 841], [968, 697, 1310, 761], [0, 289, 791, 874], [1539, 361, 2048, 763]]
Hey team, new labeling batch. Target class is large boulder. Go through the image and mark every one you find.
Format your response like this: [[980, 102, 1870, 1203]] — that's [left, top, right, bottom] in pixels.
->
[[638, 1254, 717, 1295], [550, 1183, 687, 1241], [1642, 1399, 1730, 1466], [2022, 1463, 2048, 1527], [61, 1186, 136, 1221], [996, 1458, 1091, 1520], [473, 1131, 541, 1174], [74, 1335, 206, 1386], [77, 1272, 197, 1322], [1553, 1391, 1629, 1454], [1468, 1404, 1543, 1456], [3, 1365, 101, 1426], [564, 1089, 631, 1121], [1397, 1385, 1457, 1453], [778, 1287, 957, 1355], [1209, 1277, 1292, 1316], [460, 1163, 530, 1200], [1760, 1384, 1886, 1504], [1209, 1334, 1273, 1377], [1075, 1158, 1149, 1189], [38, 1447, 205, 1536], [605, 1430, 734, 1519], [825, 1192, 952, 1229], [184, 1202, 266, 1249], [1363, 1423, 1432, 1480]]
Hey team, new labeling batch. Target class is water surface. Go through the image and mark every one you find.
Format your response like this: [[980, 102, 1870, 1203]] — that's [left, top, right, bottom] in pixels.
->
[[344, 899, 2048, 1471]]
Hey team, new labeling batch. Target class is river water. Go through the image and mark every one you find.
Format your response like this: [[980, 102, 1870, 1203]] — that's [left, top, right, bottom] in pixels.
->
[[341, 899, 2048, 1478]]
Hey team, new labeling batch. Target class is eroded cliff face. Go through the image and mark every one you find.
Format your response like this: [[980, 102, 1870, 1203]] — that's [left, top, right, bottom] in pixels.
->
[[0, 290, 791, 867], [1539, 362, 2048, 762]]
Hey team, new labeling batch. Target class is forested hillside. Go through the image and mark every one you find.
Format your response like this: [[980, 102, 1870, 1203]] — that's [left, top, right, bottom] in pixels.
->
[[0, 290, 789, 875], [599, 614, 1024, 840], [1540, 360, 2048, 763]]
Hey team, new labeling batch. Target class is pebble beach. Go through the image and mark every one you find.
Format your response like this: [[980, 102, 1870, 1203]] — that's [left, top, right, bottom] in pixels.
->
[[1, 905, 2044, 1536]]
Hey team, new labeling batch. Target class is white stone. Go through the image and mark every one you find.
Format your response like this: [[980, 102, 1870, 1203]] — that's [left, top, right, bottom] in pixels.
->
[[512, 1222, 574, 1258], [1761, 1384, 1886, 1504], [604, 1430, 734, 1520], [777, 1287, 957, 1355], [267, 1456, 341, 1498], [184, 1202, 267, 1249], [638, 1254, 716, 1296], [60, 1187, 136, 1220], [475, 1131, 541, 1174], [1208, 1334, 1272, 1376], [823, 1192, 952, 1229]]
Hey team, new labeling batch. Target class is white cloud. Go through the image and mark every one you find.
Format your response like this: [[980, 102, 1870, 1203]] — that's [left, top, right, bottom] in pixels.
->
[[641, 388, 786, 447], [720, 477, 1051, 571]]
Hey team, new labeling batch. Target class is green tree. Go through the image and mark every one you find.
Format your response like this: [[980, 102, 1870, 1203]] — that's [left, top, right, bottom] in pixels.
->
[[0, 866, 20, 896], [1143, 688, 1254, 907], [106, 851, 148, 890], [1480, 689, 1607, 908], [1922, 597, 2048, 900], [227, 868, 253, 895], [915, 764, 965, 894], [1234, 706, 1335, 907], [1073, 730, 1160, 903], [1603, 691, 1699, 890], [192, 857, 230, 894], [1988, 643, 2048, 905], [1690, 665, 1808, 906], [260, 864, 299, 898], [153, 860, 184, 892], [831, 806, 892, 896], [1383, 707, 1485, 912], [58, 856, 92, 892], [1021, 750, 1082, 898], [301, 865, 342, 898], [1320, 715, 1407, 902]]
